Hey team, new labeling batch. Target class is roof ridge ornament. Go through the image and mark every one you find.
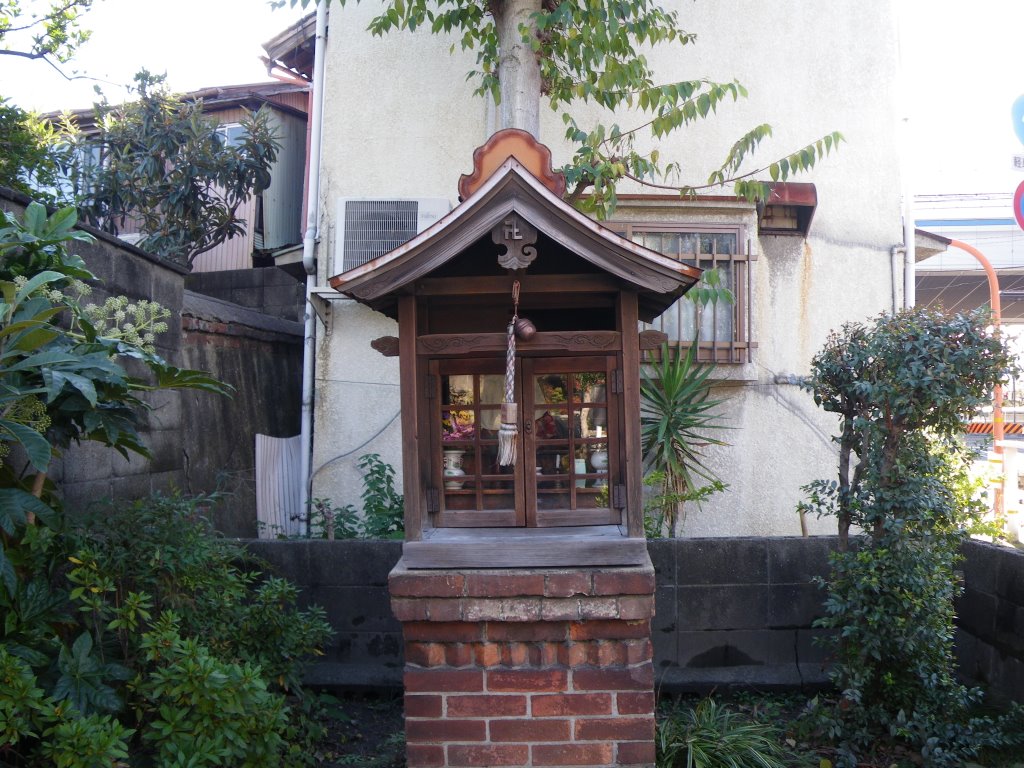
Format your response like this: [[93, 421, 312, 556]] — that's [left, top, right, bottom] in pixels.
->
[[458, 128, 566, 200]]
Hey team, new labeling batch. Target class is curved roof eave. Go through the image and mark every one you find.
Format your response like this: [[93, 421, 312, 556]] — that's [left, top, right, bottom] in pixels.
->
[[328, 157, 701, 303]]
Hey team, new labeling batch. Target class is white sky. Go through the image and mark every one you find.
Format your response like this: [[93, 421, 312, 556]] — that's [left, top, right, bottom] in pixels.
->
[[2, 0, 1024, 200], [1, 0, 308, 111]]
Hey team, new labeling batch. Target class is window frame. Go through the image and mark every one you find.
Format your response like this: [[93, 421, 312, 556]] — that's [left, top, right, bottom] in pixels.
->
[[614, 222, 755, 364]]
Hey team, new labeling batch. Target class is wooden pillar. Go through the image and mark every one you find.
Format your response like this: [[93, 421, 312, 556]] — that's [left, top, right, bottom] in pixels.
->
[[390, 560, 657, 767]]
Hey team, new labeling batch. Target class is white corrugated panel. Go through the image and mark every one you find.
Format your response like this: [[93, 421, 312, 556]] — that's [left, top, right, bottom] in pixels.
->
[[191, 196, 256, 273], [255, 433, 303, 538]]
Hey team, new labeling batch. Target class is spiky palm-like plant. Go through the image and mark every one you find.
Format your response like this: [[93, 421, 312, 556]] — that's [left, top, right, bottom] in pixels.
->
[[640, 344, 728, 536]]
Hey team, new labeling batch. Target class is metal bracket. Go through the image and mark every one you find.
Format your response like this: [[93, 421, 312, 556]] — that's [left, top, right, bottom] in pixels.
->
[[308, 288, 348, 333]]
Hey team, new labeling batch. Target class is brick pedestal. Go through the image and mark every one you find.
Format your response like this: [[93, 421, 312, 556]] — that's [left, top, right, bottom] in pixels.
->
[[389, 559, 657, 768]]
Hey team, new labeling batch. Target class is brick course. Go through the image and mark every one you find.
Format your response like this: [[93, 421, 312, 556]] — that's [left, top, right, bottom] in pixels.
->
[[392, 561, 657, 768]]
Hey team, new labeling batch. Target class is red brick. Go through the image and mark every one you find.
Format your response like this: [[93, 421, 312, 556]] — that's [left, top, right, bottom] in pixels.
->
[[424, 598, 464, 622], [391, 598, 430, 621], [447, 694, 527, 717], [540, 599, 581, 621], [487, 669, 568, 692], [406, 719, 486, 743], [505, 642, 527, 666], [487, 622, 567, 642], [465, 573, 545, 597], [448, 744, 529, 766], [474, 642, 502, 667], [616, 692, 655, 715], [499, 598, 544, 622], [568, 642, 590, 668], [446, 643, 475, 667], [544, 572, 593, 597], [572, 664, 654, 691], [578, 597, 621, 620], [540, 642, 568, 666], [569, 620, 649, 641], [406, 642, 446, 667], [597, 640, 627, 667], [404, 694, 442, 718], [406, 669, 483, 693], [490, 718, 569, 742], [575, 716, 654, 741], [405, 622, 483, 643], [390, 572, 466, 597], [532, 742, 614, 766], [406, 744, 445, 767], [617, 740, 656, 765], [592, 570, 655, 596], [625, 639, 653, 665], [618, 595, 655, 620], [462, 598, 505, 621], [531, 693, 612, 717]]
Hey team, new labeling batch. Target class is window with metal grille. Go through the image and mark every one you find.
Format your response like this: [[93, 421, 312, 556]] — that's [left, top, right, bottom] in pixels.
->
[[616, 224, 754, 364]]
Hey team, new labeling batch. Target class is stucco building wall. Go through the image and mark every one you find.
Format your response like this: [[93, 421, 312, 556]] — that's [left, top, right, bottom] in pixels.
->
[[311, 0, 905, 536]]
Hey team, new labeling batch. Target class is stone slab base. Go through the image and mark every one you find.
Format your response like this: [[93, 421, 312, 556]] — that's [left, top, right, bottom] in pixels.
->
[[389, 558, 657, 768]]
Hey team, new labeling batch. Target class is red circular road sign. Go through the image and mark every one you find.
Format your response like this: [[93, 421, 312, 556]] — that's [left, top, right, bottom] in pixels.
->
[[1015, 180, 1024, 232]]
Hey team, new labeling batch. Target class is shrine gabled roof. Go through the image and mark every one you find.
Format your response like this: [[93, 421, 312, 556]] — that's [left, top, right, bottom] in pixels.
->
[[328, 156, 701, 318]]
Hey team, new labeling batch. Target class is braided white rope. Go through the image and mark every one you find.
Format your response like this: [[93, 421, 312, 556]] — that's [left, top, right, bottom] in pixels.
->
[[497, 283, 520, 466]]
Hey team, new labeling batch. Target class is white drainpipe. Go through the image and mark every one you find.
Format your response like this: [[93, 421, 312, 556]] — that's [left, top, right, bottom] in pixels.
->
[[299, 2, 328, 530]]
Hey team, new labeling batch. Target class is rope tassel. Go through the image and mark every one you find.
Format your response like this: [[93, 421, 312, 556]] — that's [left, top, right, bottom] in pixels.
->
[[498, 282, 520, 467]]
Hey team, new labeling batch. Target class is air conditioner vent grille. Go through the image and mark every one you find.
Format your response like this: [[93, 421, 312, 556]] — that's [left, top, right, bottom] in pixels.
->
[[342, 200, 419, 271]]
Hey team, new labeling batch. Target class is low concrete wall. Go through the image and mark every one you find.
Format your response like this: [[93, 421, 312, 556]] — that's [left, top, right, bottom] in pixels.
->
[[246, 537, 835, 692], [247, 537, 1024, 700], [956, 540, 1024, 703]]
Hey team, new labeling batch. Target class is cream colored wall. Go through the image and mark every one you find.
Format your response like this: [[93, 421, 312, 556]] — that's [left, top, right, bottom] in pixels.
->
[[312, 0, 904, 537]]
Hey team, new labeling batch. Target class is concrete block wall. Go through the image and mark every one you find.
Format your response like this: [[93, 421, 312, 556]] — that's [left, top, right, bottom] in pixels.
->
[[247, 537, 1024, 703], [648, 537, 835, 691], [247, 537, 836, 693], [186, 267, 304, 321], [956, 540, 1024, 703]]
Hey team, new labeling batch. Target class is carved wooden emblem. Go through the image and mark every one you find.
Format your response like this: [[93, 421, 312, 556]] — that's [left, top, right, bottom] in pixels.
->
[[491, 214, 538, 270]]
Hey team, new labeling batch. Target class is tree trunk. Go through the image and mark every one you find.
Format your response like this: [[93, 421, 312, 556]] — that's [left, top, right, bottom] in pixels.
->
[[491, 0, 542, 137]]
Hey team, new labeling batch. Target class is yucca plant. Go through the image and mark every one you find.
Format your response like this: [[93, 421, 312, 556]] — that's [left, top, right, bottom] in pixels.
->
[[657, 698, 788, 768], [640, 343, 728, 536]]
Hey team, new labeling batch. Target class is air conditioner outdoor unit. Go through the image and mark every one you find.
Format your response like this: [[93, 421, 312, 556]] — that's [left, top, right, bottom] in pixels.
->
[[333, 197, 451, 275]]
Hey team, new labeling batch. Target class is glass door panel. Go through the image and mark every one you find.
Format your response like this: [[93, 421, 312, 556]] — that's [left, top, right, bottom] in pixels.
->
[[525, 357, 619, 527], [433, 360, 520, 526]]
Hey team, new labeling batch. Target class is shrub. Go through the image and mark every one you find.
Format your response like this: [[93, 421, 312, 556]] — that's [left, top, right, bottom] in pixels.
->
[[71, 492, 332, 694], [133, 614, 288, 767], [801, 308, 1024, 765]]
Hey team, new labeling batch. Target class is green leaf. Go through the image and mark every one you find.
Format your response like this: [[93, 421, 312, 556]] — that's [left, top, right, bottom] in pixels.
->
[[0, 542, 15, 597], [0, 419, 51, 471]]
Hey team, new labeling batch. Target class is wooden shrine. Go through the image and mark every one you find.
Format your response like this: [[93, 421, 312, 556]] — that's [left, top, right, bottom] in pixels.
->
[[330, 129, 700, 569]]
